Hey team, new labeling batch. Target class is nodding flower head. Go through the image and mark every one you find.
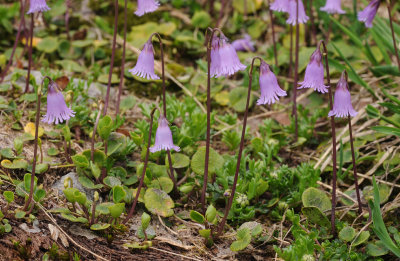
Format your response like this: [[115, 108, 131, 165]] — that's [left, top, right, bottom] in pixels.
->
[[129, 39, 160, 80], [27, 0, 50, 14], [286, 0, 309, 25], [135, 0, 160, 16], [270, 0, 290, 13], [328, 72, 358, 118], [42, 79, 75, 125], [257, 61, 287, 105], [210, 34, 246, 78], [150, 115, 180, 153], [358, 0, 380, 28], [320, 0, 345, 14], [298, 48, 329, 93], [231, 34, 255, 52]]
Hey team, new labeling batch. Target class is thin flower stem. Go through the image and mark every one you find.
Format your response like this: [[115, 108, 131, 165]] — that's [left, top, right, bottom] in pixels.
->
[[0, 0, 25, 83], [91, 103, 104, 162], [65, 0, 71, 40], [201, 27, 222, 214], [319, 40, 337, 234], [216, 0, 226, 27], [103, 0, 118, 116], [348, 115, 362, 214], [267, 0, 278, 67], [289, 25, 293, 78], [115, 0, 128, 116], [217, 57, 263, 237], [387, 0, 400, 72], [123, 108, 157, 224], [292, 0, 300, 141], [309, 0, 317, 45], [23, 76, 49, 211], [150, 33, 178, 191], [24, 14, 34, 93]]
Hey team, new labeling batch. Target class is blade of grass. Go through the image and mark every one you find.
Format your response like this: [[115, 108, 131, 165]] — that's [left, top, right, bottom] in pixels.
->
[[369, 176, 400, 258], [370, 30, 393, 65]]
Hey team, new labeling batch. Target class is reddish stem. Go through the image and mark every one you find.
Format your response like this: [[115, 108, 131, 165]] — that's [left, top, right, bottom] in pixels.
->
[[268, 0, 278, 67], [348, 115, 362, 214], [387, 0, 400, 72], [24, 14, 34, 93], [103, 0, 118, 116], [115, 0, 128, 115], [0, 0, 25, 83], [319, 40, 337, 234], [123, 108, 157, 224], [217, 57, 263, 236], [292, 0, 299, 141]]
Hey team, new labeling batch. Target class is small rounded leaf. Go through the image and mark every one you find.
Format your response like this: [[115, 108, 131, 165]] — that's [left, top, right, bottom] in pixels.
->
[[302, 187, 331, 212]]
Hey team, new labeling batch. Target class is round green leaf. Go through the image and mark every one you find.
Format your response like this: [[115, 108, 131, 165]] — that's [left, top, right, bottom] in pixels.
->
[[301, 206, 331, 228], [149, 177, 174, 193], [363, 184, 390, 204], [112, 185, 126, 203], [166, 153, 190, 169], [230, 228, 252, 251], [190, 210, 205, 224], [191, 11, 211, 29], [191, 146, 224, 176], [144, 188, 174, 217], [339, 226, 356, 242], [108, 203, 125, 219], [141, 212, 151, 230], [352, 231, 370, 247], [228, 87, 254, 112], [3, 191, 14, 203], [90, 223, 110, 231], [302, 187, 331, 212], [37, 37, 59, 53], [71, 154, 89, 169], [98, 115, 113, 140]]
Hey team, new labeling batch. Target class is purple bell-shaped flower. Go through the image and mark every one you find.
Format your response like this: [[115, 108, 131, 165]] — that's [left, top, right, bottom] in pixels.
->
[[358, 0, 380, 28], [135, 0, 159, 16], [150, 116, 180, 153], [270, 0, 290, 13], [232, 35, 255, 52], [320, 0, 345, 14], [328, 72, 357, 118], [42, 80, 75, 125], [298, 48, 329, 93], [27, 0, 50, 14], [286, 0, 309, 25], [210, 35, 246, 78], [129, 39, 160, 80], [257, 61, 287, 105]]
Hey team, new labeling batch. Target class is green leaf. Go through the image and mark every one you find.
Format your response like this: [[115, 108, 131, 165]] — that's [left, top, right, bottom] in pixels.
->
[[37, 37, 59, 53], [108, 203, 125, 219], [112, 185, 126, 203], [98, 115, 113, 140], [352, 231, 370, 247], [302, 187, 331, 212], [90, 223, 110, 231], [228, 87, 254, 112], [78, 176, 103, 190], [107, 132, 127, 156], [301, 206, 331, 228], [47, 147, 59, 156], [1, 159, 28, 169], [205, 205, 217, 223], [15, 210, 26, 219], [82, 149, 106, 167], [230, 228, 252, 251], [366, 241, 389, 257], [238, 221, 263, 237], [199, 229, 211, 239], [61, 213, 88, 223], [144, 188, 174, 217], [191, 11, 211, 29], [191, 146, 224, 176], [90, 162, 101, 179], [363, 184, 391, 204], [371, 126, 400, 138], [3, 191, 14, 203], [0, 148, 15, 159], [103, 176, 121, 187], [141, 212, 151, 230], [71, 154, 89, 169], [120, 95, 136, 112], [369, 176, 400, 257], [63, 188, 78, 203], [166, 153, 190, 169], [190, 210, 205, 224], [149, 177, 174, 193], [55, 60, 85, 73], [339, 226, 356, 242], [34, 189, 46, 202]]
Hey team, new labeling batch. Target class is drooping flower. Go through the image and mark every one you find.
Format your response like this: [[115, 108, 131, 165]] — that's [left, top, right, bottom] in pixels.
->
[[286, 0, 309, 25], [129, 39, 160, 80], [358, 0, 380, 28], [328, 72, 357, 118], [135, 0, 159, 16], [232, 35, 255, 52], [210, 34, 246, 78], [27, 0, 50, 14], [257, 61, 287, 105], [298, 48, 329, 93], [150, 116, 180, 153], [42, 80, 75, 125], [270, 0, 290, 13], [320, 0, 345, 14]]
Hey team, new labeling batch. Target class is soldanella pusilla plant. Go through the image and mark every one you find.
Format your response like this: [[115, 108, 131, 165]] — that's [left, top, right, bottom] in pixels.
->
[[1, 0, 400, 259]]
